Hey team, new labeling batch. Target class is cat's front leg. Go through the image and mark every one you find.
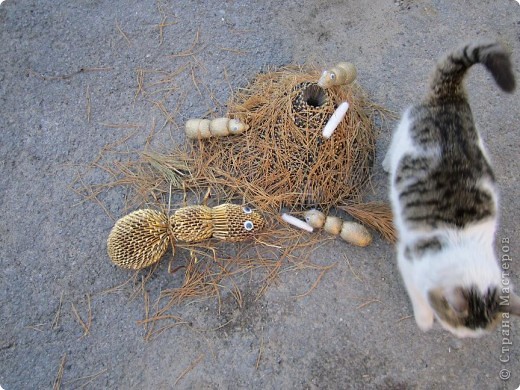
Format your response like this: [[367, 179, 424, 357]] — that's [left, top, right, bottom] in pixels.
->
[[399, 260, 435, 331], [412, 299, 435, 331], [406, 284, 434, 331]]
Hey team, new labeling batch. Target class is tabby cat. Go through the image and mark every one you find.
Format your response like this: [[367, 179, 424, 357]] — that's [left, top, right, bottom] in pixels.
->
[[383, 41, 520, 337]]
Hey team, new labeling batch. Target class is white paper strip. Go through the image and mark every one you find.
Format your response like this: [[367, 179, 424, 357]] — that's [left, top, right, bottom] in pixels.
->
[[281, 213, 314, 232], [322, 101, 349, 139]]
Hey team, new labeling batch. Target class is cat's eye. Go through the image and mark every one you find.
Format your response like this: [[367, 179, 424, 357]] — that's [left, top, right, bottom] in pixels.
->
[[243, 206, 252, 214], [244, 221, 254, 231]]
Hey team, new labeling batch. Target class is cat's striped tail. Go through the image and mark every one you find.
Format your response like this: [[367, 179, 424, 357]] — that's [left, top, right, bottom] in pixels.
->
[[428, 41, 515, 101]]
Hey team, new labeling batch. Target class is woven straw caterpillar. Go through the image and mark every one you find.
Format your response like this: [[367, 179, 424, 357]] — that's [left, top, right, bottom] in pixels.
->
[[185, 118, 249, 139], [304, 209, 372, 247], [107, 204, 265, 270], [318, 62, 357, 89]]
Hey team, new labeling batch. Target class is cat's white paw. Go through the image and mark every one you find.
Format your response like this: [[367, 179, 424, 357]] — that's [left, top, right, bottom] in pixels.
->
[[415, 310, 434, 331]]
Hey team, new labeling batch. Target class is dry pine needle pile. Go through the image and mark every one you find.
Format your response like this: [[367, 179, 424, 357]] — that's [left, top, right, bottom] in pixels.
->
[[185, 65, 378, 215]]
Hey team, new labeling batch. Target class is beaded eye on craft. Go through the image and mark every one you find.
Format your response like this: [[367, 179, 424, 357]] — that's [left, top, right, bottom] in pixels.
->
[[229, 119, 241, 133], [242, 206, 252, 214], [244, 221, 254, 231]]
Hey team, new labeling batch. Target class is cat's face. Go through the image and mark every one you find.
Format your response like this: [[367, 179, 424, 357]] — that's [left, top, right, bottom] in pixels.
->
[[428, 286, 520, 338]]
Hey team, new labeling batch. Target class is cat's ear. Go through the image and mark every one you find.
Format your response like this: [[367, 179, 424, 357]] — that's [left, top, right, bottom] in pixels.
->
[[499, 292, 520, 316], [428, 287, 468, 317]]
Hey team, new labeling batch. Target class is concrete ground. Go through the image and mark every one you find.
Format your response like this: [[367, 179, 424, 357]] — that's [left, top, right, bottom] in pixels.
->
[[1, 0, 519, 388]]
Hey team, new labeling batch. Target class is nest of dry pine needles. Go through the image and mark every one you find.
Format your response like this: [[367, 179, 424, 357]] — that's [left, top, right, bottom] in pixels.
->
[[184, 65, 378, 214]]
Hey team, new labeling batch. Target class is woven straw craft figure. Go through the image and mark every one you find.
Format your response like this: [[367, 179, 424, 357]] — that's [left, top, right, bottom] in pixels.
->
[[107, 204, 265, 270], [106, 62, 396, 274]]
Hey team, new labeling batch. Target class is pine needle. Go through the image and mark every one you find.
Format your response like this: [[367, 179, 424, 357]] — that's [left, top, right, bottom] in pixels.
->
[[174, 354, 205, 386], [52, 353, 67, 390], [71, 294, 92, 337]]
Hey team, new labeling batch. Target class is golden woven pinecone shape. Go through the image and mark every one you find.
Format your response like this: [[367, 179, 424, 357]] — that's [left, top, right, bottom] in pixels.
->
[[107, 209, 170, 270]]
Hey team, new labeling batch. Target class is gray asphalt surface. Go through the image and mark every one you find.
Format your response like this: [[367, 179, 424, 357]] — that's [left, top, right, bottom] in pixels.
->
[[1, 0, 519, 389]]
